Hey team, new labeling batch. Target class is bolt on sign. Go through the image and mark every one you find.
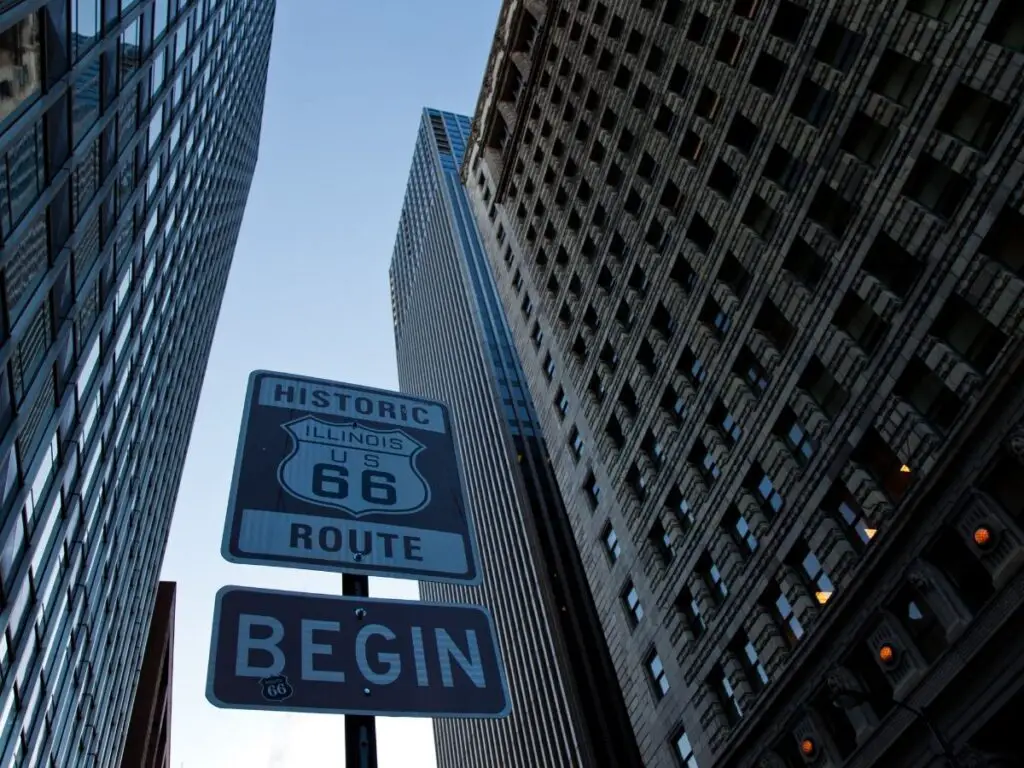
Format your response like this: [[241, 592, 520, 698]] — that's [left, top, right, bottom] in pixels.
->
[[205, 586, 511, 718], [220, 371, 480, 583]]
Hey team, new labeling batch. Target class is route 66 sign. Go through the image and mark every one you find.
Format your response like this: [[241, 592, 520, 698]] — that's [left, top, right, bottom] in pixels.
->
[[220, 371, 480, 584], [278, 417, 430, 517]]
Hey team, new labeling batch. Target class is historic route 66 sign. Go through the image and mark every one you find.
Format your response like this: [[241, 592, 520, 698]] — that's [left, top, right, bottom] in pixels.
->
[[220, 371, 480, 583]]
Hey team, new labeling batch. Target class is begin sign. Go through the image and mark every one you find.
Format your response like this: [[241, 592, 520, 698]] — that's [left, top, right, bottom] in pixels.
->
[[205, 586, 511, 719]]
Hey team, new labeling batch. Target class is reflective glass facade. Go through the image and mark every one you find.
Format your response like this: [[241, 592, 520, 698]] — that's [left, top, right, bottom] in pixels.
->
[[0, 0, 273, 765], [390, 108, 641, 768]]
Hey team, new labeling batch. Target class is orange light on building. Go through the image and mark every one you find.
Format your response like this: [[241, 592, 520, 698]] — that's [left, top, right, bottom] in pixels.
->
[[815, 590, 832, 605], [800, 738, 816, 756], [974, 526, 992, 547], [864, 527, 878, 540], [899, 464, 911, 473], [879, 644, 896, 664]]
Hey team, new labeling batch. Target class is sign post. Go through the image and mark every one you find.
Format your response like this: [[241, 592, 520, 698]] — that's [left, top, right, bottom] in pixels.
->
[[343, 573, 377, 768], [208, 370, 509, 761]]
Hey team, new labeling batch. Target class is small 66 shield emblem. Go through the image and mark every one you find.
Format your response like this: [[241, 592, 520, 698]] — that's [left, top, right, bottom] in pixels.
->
[[260, 675, 294, 702]]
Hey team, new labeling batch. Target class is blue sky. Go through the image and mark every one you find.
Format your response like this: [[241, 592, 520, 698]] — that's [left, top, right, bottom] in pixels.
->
[[160, 2, 500, 765]]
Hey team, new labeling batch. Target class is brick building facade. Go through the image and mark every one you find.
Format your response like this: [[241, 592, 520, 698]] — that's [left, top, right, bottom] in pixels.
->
[[460, 0, 1024, 765]]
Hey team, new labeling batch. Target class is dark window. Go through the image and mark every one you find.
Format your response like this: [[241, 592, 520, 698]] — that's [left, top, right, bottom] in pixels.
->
[[814, 21, 863, 72], [554, 387, 569, 418], [763, 144, 805, 191], [718, 252, 751, 298], [666, 486, 695, 531], [862, 233, 922, 298], [980, 205, 1024, 278], [694, 86, 719, 120], [791, 78, 835, 127], [929, 294, 1006, 371], [661, 384, 686, 423], [725, 113, 759, 154], [799, 355, 848, 418], [605, 414, 625, 450], [832, 291, 889, 354], [700, 297, 731, 337], [841, 111, 894, 166], [783, 237, 827, 289], [672, 729, 699, 768], [642, 429, 665, 469], [708, 160, 739, 199], [627, 462, 647, 499], [679, 129, 703, 162], [543, 353, 556, 380], [979, 450, 1024, 520], [750, 52, 786, 93], [808, 183, 856, 237], [688, 11, 710, 43], [689, 439, 721, 484], [568, 426, 584, 459], [903, 155, 972, 219], [870, 50, 928, 107], [852, 427, 912, 503], [709, 399, 742, 446], [894, 357, 962, 431], [585, 472, 602, 508], [687, 213, 715, 252], [907, 0, 965, 23], [668, 63, 688, 94], [588, 372, 606, 402], [983, 0, 1024, 52], [770, 1, 808, 42], [753, 300, 794, 351], [716, 30, 743, 66], [890, 580, 948, 663], [924, 528, 994, 613], [671, 253, 699, 293], [679, 346, 707, 387]]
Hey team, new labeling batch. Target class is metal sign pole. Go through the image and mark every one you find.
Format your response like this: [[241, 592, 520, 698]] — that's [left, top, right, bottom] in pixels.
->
[[343, 573, 378, 768]]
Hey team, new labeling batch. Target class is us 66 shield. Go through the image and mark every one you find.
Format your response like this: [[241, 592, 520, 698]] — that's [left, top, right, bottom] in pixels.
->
[[220, 370, 480, 584]]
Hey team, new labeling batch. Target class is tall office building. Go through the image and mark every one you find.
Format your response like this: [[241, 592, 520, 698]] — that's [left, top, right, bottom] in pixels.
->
[[0, 0, 273, 765], [390, 108, 642, 768], [461, 1, 1024, 766]]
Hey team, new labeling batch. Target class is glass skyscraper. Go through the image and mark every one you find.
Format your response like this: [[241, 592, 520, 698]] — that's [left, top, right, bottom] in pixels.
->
[[0, 0, 273, 765], [390, 108, 641, 768]]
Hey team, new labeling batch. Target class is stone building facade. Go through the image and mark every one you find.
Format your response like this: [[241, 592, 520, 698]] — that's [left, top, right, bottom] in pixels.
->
[[460, 0, 1024, 765]]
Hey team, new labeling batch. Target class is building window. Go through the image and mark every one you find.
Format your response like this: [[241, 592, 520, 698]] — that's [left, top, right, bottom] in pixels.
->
[[731, 632, 770, 692], [623, 580, 644, 626], [666, 486, 695, 531], [734, 346, 768, 395], [543, 353, 555, 380], [790, 540, 836, 606], [861, 232, 923, 298], [646, 650, 670, 699], [661, 384, 686, 423], [983, 0, 1024, 52], [893, 357, 962, 431], [723, 505, 758, 555], [554, 387, 569, 418], [776, 408, 814, 464], [569, 426, 584, 460], [679, 346, 707, 387], [841, 111, 893, 166], [627, 462, 647, 500], [642, 430, 665, 469], [763, 582, 805, 647], [588, 372, 606, 402], [521, 293, 534, 318], [605, 415, 626, 450], [798, 355, 848, 418], [602, 523, 621, 562], [512, 268, 523, 292], [902, 154, 971, 220], [585, 472, 601, 508], [750, 468, 784, 516], [929, 294, 1007, 372], [814, 20, 863, 72], [672, 729, 699, 768], [709, 664, 743, 724], [709, 400, 742, 446], [689, 440, 721, 484], [852, 427, 912, 503], [697, 551, 728, 603], [783, 237, 827, 289], [790, 78, 835, 127], [832, 290, 889, 354], [530, 321, 544, 347], [675, 586, 706, 638], [823, 482, 877, 551], [650, 519, 673, 564], [870, 49, 927, 107], [979, 205, 1024, 278]]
